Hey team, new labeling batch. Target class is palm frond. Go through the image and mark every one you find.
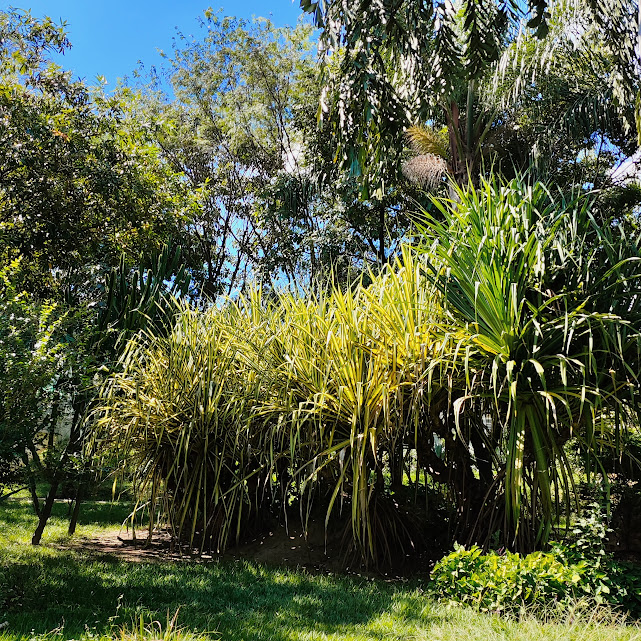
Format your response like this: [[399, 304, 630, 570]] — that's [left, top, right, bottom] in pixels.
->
[[406, 125, 450, 158]]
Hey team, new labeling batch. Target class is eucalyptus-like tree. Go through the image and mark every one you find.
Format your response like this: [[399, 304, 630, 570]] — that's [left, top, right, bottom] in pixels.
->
[[131, 15, 320, 296], [130, 12, 425, 288]]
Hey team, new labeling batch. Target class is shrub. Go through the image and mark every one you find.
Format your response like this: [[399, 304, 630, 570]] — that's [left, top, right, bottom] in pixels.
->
[[550, 505, 641, 616], [430, 507, 641, 617], [430, 545, 580, 614]]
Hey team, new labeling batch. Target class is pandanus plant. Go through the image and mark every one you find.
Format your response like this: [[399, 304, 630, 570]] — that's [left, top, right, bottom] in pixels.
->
[[93, 301, 271, 552], [92, 176, 641, 562], [254, 247, 445, 564], [419, 177, 641, 550], [92, 250, 445, 563]]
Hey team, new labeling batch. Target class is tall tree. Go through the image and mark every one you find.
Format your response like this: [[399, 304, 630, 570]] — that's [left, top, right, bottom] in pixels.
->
[[0, 10, 195, 301], [132, 15, 319, 296], [0, 76, 193, 299], [301, 0, 640, 191], [489, 1, 639, 184]]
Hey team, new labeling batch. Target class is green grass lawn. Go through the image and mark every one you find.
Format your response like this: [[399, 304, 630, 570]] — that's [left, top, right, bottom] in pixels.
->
[[0, 496, 639, 641]]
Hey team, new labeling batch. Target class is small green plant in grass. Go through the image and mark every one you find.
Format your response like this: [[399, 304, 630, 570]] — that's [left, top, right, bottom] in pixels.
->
[[116, 610, 216, 641]]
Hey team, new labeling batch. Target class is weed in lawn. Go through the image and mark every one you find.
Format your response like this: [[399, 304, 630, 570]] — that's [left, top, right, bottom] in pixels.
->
[[116, 610, 216, 641]]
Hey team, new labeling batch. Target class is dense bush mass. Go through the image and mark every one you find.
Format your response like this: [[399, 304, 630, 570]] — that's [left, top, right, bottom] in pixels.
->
[[430, 508, 641, 617], [92, 178, 641, 568]]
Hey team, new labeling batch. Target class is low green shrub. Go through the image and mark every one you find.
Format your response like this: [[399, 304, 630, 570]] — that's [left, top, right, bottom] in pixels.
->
[[550, 506, 641, 616], [430, 506, 641, 617], [430, 545, 581, 614]]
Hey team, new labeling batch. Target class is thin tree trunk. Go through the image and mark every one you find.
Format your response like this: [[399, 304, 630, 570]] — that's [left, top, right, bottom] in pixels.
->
[[389, 440, 404, 494], [32, 399, 84, 545], [47, 392, 60, 452], [31, 477, 60, 545], [0, 486, 28, 501], [67, 482, 83, 535], [27, 440, 43, 471], [21, 452, 40, 515]]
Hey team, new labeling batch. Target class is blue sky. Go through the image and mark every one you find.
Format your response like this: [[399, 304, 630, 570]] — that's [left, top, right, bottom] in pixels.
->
[[5, 1, 308, 86]]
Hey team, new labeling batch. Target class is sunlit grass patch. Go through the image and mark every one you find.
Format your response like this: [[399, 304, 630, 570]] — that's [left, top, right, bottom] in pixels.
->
[[0, 491, 133, 547], [0, 498, 639, 641], [418, 605, 641, 641]]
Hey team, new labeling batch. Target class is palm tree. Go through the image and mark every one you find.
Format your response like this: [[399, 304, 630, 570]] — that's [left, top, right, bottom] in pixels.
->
[[302, 0, 640, 191], [490, 1, 639, 176]]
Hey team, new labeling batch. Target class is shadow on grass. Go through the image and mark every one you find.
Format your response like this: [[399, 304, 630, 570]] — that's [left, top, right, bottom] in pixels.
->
[[2, 553, 437, 640], [1, 499, 437, 640]]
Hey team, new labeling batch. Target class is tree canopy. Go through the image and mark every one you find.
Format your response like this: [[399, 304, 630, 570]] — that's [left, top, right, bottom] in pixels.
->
[[2, 3, 641, 565], [300, 0, 640, 193]]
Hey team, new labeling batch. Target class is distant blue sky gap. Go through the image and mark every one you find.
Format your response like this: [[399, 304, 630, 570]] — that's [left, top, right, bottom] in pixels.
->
[[5, 1, 307, 86]]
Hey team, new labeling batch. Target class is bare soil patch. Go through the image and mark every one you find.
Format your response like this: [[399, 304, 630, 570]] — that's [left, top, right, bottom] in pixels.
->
[[62, 517, 347, 570], [61, 516, 432, 578]]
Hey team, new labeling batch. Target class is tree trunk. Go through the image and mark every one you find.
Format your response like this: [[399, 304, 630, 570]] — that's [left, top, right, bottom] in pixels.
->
[[31, 398, 84, 545], [21, 452, 40, 515], [31, 477, 60, 545], [47, 391, 60, 452], [67, 481, 83, 535], [389, 441, 404, 494]]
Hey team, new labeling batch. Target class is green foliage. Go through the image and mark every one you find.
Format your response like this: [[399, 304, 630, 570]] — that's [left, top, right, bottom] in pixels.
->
[[93, 175, 641, 566], [0, 260, 81, 490], [0, 8, 69, 78], [431, 545, 581, 614], [406, 126, 450, 160], [93, 302, 263, 552], [0, 8, 196, 543], [0, 10, 193, 301], [300, 0, 507, 193], [117, 611, 215, 641], [419, 176, 641, 549], [93, 248, 443, 563], [431, 507, 641, 618], [0, 75, 191, 299], [551, 506, 641, 615], [96, 245, 192, 357], [133, 15, 321, 296], [489, 1, 640, 185], [2, 3, 640, 573], [257, 248, 442, 563], [303, 0, 639, 193]]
